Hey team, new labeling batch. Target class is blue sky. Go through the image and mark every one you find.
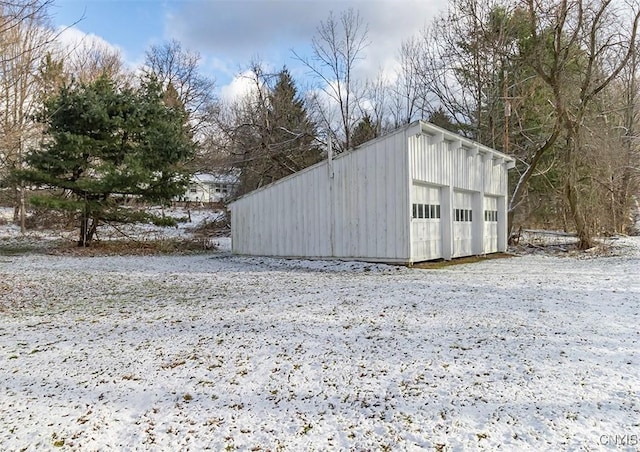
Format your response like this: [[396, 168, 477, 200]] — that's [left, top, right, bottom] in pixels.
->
[[51, 0, 449, 97]]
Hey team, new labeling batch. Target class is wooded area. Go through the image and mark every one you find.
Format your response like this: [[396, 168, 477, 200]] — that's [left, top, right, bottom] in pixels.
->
[[1, 0, 639, 247]]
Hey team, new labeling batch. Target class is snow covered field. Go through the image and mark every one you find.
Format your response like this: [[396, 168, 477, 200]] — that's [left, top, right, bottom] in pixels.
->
[[1, 231, 639, 450]]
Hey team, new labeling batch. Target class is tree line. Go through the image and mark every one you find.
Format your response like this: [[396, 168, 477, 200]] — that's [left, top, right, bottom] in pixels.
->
[[1, 0, 639, 248]]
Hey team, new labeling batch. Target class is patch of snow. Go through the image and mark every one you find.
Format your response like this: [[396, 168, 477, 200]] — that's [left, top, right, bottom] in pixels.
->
[[0, 236, 639, 450], [0, 206, 12, 222], [0, 207, 226, 244]]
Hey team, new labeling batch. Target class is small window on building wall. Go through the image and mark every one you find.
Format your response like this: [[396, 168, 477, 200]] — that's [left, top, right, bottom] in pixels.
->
[[415, 204, 441, 220], [455, 208, 473, 222], [484, 210, 498, 222]]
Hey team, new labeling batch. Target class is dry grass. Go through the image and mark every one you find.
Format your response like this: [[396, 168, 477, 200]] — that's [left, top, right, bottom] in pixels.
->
[[411, 253, 516, 269], [48, 238, 216, 257]]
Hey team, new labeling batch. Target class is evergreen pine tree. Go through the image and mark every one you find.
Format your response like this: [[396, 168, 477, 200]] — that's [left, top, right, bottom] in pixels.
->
[[350, 113, 378, 148], [18, 75, 195, 246], [265, 68, 321, 182], [235, 68, 321, 195]]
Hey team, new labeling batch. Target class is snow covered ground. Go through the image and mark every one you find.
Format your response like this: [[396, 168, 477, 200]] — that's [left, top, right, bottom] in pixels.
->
[[0, 206, 225, 242], [0, 223, 639, 450]]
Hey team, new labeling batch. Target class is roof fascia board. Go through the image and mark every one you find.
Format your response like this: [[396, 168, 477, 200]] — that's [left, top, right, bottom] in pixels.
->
[[418, 120, 514, 164]]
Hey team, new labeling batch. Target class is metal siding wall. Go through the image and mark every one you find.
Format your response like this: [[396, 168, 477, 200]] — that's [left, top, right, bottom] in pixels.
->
[[393, 133, 410, 259], [472, 191, 484, 255], [497, 195, 508, 252], [439, 140, 449, 185], [331, 131, 409, 261], [451, 149, 485, 192], [374, 140, 387, 258], [357, 148, 368, 255], [452, 148, 468, 189], [230, 164, 331, 257], [484, 157, 505, 195], [332, 153, 348, 257], [410, 136, 451, 186], [362, 142, 375, 256]]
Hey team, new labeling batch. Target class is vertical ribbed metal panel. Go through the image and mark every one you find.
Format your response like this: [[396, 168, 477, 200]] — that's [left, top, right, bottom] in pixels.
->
[[230, 163, 331, 257], [230, 127, 411, 262], [410, 135, 451, 186], [484, 158, 506, 195], [452, 148, 468, 189], [331, 130, 410, 261]]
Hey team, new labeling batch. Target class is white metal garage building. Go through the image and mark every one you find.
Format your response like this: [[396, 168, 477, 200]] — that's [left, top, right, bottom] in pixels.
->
[[229, 120, 515, 264]]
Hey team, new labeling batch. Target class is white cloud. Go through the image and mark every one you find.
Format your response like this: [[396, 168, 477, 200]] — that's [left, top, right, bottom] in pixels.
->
[[219, 70, 259, 103], [56, 25, 123, 58], [166, 0, 449, 84], [206, 56, 237, 81], [54, 26, 147, 72]]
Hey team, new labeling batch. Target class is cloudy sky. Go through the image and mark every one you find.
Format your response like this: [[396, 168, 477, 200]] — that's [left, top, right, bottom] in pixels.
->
[[52, 0, 449, 98]]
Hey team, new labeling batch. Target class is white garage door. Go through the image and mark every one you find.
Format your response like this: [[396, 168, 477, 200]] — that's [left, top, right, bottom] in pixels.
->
[[411, 184, 442, 261], [453, 190, 474, 258], [483, 196, 499, 254]]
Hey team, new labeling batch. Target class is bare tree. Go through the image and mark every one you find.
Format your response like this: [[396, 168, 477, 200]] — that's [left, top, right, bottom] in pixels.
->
[[212, 62, 322, 195], [360, 70, 386, 135], [525, 0, 640, 248], [60, 36, 126, 84], [409, 0, 529, 142], [0, 0, 53, 230], [387, 36, 423, 128], [0, 0, 52, 63], [144, 39, 217, 138], [611, 45, 640, 234], [404, 0, 640, 244], [294, 8, 369, 152]]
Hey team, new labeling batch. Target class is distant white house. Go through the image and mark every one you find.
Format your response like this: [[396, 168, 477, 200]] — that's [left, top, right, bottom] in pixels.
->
[[181, 172, 239, 204]]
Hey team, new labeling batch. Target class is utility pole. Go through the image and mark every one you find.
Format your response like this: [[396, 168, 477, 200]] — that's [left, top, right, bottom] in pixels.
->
[[503, 69, 511, 154]]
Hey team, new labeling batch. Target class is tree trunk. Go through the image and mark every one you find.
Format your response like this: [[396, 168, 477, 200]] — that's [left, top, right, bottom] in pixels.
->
[[12, 184, 20, 223], [19, 184, 26, 234], [79, 214, 89, 247], [78, 203, 96, 247], [564, 134, 593, 250], [11, 184, 27, 233], [565, 176, 592, 249]]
